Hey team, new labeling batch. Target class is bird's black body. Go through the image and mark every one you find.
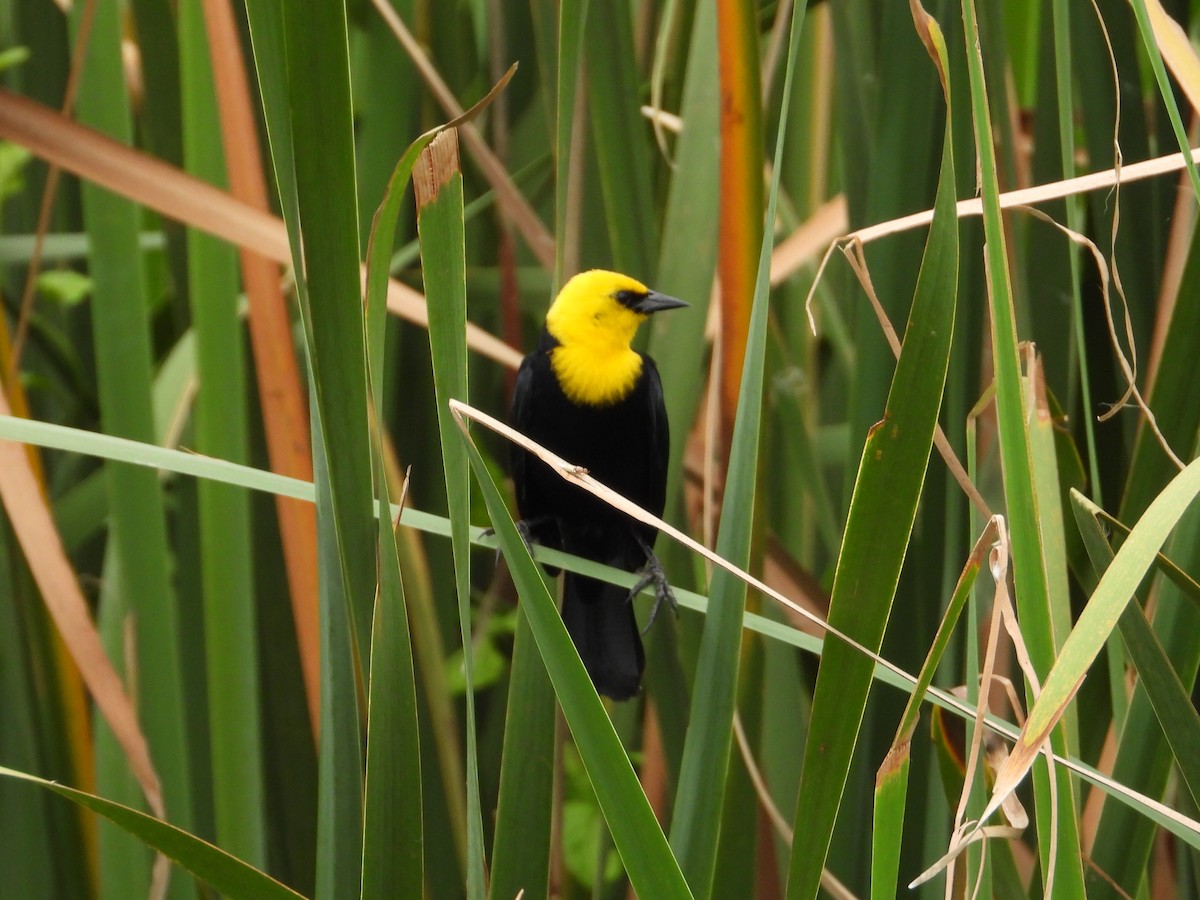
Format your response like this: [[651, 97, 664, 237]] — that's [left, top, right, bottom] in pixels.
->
[[510, 328, 669, 700]]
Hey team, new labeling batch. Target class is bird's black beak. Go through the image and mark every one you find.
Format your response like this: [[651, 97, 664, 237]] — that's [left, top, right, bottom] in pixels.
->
[[631, 291, 689, 315]]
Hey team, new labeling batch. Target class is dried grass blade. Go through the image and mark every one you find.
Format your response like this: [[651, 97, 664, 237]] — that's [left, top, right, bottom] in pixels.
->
[[0, 392, 162, 817], [0, 88, 522, 370]]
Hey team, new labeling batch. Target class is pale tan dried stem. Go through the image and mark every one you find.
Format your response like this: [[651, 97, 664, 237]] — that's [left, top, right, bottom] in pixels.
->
[[844, 147, 1200, 249]]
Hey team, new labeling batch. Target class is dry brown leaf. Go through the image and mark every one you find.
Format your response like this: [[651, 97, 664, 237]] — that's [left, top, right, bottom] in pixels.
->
[[0, 88, 524, 372], [0, 391, 162, 818]]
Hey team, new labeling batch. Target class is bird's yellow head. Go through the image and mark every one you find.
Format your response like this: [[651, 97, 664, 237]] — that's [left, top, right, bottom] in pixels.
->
[[544, 270, 687, 407]]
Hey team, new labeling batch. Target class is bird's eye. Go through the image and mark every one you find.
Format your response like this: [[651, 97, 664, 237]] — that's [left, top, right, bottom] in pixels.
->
[[614, 290, 639, 309]]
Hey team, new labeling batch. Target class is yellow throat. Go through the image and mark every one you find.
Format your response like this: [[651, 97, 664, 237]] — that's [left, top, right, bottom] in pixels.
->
[[545, 270, 651, 407]]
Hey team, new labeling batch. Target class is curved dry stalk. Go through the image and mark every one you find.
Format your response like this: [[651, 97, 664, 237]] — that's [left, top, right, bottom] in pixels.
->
[[806, 195, 1186, 539], [1083, 0, 1136, 432], [938, 521, 1013, 889], [910, 823, 1023, 889], [1015, 205, 1185, 469], [838, 237, 992, 520], [732, 712, 792, 844], [368, 0, 555, 270], [937, 515, 1064, 895], [732, 713, 859, 900]]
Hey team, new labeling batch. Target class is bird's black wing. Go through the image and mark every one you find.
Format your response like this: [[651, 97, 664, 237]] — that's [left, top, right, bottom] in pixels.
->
[[508, 352, 538, 514], [508, 345, 567, 555], [641, 354, 671, 521]]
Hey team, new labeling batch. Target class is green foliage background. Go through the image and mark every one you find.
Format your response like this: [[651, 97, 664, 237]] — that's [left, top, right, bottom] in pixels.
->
[[1, 0, 1199, 897]]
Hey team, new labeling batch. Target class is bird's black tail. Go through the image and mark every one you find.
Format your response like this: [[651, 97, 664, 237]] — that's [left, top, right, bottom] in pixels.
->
[[561, 572, 645, 701]]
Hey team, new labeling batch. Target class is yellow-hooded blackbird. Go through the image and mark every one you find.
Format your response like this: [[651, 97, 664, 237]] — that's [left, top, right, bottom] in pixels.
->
[[509, 269, 688, 700]]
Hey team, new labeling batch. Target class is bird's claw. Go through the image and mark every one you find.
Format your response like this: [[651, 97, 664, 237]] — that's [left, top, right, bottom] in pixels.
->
[[515, 519, 537, 554], [629, 551, 677, 636], [483, 518, 539, 566]]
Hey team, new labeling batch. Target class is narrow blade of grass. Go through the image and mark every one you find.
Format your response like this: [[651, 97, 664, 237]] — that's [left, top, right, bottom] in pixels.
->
[[70, 0, 196, 868], [785, 8, 957, 895], [584, 5, 658, 278], [454, 411, 693, 900], [202, 0, 320, 734], [871, 518, 998, 894], [179, 0, 265, 867], [1028, 366, 1080, 752], [988, 458, 1200, 815], [280, 0, 375, 661], [413, 129, 487, 899], [276, 1, 376, 894], [1071, 493, 1200, 809], [1127, 0, 1200, 205], [357, 105, 438, 900], [958, 0, 1086, 890], [359, 68, 526, 895], [310, 409, 365, 900], [0, 766, 304, 900], [669, 4, 804, 895], [488, 607, 556, 900], [649, 0, 720, 512], [553, 0, 589, 284], [360, 504, 422, 899], [871, 748, 910, 900], [1050, 0, 1102, 506]]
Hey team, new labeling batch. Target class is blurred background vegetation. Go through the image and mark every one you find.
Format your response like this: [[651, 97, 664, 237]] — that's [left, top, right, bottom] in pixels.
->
[[1, 0, 1200, 897]]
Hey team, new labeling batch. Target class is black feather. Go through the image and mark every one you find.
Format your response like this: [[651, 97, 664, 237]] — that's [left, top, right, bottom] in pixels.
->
[[509, 328, 671, 700]]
